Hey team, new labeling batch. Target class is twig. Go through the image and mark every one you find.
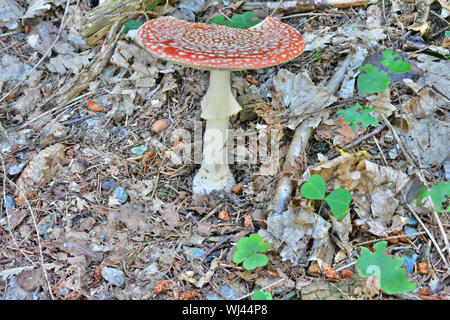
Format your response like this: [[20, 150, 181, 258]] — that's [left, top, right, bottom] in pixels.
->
[[199, 204, 224, 223], [237, 278, 284, 300], [9, 91, 93, 132], [380, 114, 416, 166], [353, 231, 426, 247], [0, 0, 74, 105], [0, 153, 37, 268], [267, 50, 354, 217], [200, 234, 233, 260], [6, 177, 55, 299], [342, 124, 386, 150], [402, 199, 449, 269]]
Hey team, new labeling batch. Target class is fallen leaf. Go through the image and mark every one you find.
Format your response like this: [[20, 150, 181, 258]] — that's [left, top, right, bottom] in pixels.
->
[[322, 263, 340, 281], [162, 203, 182, 228]]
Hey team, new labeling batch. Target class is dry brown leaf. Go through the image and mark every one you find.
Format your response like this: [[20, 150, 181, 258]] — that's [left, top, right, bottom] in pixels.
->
[[86, 99, 104, 112], [322, 263, 340, 281], [162, 203, 182, 228]]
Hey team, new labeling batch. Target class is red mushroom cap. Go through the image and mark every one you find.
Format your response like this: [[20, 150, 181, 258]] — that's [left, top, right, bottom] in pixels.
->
[[136, 16, 305, 71]]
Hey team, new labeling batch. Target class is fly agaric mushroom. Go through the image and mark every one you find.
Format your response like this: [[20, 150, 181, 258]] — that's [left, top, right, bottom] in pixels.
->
[[136, 16, 305, 195]]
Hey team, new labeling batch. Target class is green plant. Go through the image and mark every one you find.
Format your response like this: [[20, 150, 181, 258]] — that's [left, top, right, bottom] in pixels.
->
[[210, 11, 261, 29], [445, 31, 450, 38], [337, 103, 379, 130], [417, 181, 449, 213], [253, 290, 272, 300], [156, 187, 172, 201], [300, 174, 352, 221], [357, 49, 411, 95], [356, 241, 417, 294], [233, 234, 270, 271], [123, 20, 143, 34]]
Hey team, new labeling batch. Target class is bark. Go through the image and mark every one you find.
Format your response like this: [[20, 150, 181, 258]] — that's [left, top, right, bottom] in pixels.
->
[[242, 0, 371, 13], [81, 0, 160, 46]]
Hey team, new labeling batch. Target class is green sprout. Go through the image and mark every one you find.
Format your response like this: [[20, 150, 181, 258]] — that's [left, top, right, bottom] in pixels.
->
[[156, 187, 172, 201], [357, 49, 411, 95], [417, 181, 449, 213], [300, 174, 352, 221], [233, 234, 270, 271], [210, 11, 261, 29], [313, 49, 321, 61], [123, 20, 143, 34], [337, 103, 379, 130], [356, 241, 417, 294], [253, 290, 273, 300]]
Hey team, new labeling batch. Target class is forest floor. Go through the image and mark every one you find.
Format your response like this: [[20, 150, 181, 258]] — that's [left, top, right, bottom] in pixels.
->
[[0, 0, 449, 300]]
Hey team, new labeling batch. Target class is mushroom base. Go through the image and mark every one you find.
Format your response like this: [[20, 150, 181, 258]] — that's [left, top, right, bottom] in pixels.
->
[[192, 164, 235, 195]]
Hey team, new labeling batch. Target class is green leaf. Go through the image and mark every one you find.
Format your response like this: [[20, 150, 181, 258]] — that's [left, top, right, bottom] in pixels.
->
[[357, 64, 391, 94], [300, 174, 326, 200], [430, 181, 450, 212], [337, 104, 379, 130], [210, 15, 226, 25], [445, 31, 450, 38], [233, 234, 270, 271], [243, 254, 269, 271], [253, 290, 273, 300], [416, 185, 429, 207], [210, 11, 260, 29], [325, 188, 352, 221], [380, 50, 411, 74], [356, 241, 417, 294], [417, 182, 449, 213], [123, 20, 143, 34]]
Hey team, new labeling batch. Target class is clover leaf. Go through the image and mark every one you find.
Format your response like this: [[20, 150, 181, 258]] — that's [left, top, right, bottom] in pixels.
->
[[300, 174, 352, 221], [325, 189, 352, 221], [211, 11, 261, 29], [356, 241, 417, 294], [417, 181, 449, 213], [253, 290, 273, 300], [357, 64, 391, 94], [337, 104, 379, 130], [123, 20, 143, 34], [380, 50, 411, 74], [233, 234, 270, 271], [300, 174, 326, 200]]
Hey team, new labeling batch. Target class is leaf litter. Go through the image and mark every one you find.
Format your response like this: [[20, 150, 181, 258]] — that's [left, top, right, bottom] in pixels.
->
[[0, 0, 449, 301]]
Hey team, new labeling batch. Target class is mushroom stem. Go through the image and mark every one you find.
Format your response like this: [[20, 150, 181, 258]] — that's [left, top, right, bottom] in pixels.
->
[[192, 70, 242, 195]]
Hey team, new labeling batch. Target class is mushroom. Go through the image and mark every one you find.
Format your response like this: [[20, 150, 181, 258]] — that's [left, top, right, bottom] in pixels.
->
[[136, 16, 305, 195]]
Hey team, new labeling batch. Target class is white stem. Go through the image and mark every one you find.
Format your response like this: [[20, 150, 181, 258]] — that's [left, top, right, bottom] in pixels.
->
[[193, 70, 242, 195]]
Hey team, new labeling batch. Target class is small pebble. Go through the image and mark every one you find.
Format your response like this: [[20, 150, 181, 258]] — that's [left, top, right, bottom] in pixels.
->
[[404, 226, 418, 240], [402, 253, 417, 273], [101, 267, 125, 287], [406, 216, 418, 226], [130, 145, 147, 156], [102, 178, 116, 190], [113, 187, 128, 204], [5, 196, 15, 211], [8, 163, 26, 175], [151, 119, 169, 134]]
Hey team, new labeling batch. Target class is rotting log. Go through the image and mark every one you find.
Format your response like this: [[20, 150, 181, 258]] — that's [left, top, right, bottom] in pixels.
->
[[242, 0, 373, 13], [266, 50, 354, 217], [81, 0, 160, 46]]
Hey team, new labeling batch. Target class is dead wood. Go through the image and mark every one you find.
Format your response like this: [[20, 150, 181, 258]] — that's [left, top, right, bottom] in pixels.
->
[[81, 0, 160, 46], [242, 0, 371, 14], [267, 50, 354, 217]]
